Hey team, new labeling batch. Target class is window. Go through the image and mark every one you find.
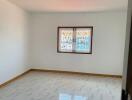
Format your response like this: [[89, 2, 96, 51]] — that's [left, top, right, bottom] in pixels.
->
[[57, 27, 93, 54]]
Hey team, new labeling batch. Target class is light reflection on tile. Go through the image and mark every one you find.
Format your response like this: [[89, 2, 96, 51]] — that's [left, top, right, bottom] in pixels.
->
[[74, 95, 86, 100], [59, 93, 72, 100], [59, 93, 86, 100]]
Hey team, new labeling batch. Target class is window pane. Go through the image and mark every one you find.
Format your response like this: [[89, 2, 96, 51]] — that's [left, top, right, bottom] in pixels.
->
[[75, 28, 92, 53], [59, 28, 73, 52]]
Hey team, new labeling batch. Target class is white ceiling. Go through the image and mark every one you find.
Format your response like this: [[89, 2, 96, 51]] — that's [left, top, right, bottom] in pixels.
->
[[8, 0, 128, 12]]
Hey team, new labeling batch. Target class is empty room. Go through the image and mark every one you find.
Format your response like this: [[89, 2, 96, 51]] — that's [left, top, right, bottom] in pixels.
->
[[0, 0, 132, 100]]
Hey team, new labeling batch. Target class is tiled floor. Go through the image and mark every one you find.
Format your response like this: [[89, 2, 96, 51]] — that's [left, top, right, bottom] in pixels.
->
[[0, 71, 122, 100]]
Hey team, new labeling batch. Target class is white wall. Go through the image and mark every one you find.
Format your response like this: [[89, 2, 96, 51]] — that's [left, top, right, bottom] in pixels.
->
[[29, 11, 127, 75], [0, 0, 29, 84]]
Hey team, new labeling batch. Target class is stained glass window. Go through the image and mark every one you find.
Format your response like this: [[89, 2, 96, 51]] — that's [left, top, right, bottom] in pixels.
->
[[58, 27, 93, 54]]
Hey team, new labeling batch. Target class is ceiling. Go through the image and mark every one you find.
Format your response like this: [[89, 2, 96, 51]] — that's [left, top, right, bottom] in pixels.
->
[[8, 0, 128, 12]]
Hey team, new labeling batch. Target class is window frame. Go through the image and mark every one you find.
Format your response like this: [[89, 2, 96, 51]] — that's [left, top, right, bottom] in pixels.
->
[[57, 26, 93, 54]]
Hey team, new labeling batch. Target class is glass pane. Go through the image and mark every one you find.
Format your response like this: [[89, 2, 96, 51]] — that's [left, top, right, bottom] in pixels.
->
[[59, 28, 73, 52], [75, 28, 92, 53]]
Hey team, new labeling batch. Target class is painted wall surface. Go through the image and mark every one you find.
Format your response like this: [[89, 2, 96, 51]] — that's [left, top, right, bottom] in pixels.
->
[[0, 0, 29, 84], [29, 11, 127, 75]]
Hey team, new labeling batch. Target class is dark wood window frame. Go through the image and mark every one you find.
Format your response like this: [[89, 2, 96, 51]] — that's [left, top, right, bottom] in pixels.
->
[[57, 26, 93, 54]]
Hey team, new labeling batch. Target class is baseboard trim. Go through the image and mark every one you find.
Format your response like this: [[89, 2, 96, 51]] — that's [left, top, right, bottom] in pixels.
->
[[0, 69, 31, 88], [31, 69, 122, 78]]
